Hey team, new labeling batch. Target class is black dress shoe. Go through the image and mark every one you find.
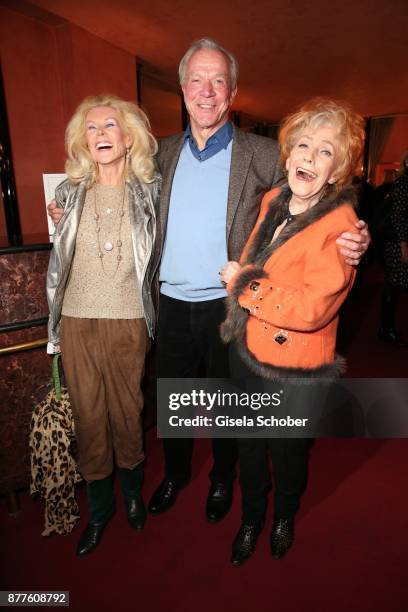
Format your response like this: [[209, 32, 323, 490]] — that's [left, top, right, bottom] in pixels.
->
[[206, 482, 233, 523], [126, 496, 146, 530], [270, 517, 295, 560], [231, 522, 263, 566], [76, 520, 111, 557], [148, 479, 187, 515]]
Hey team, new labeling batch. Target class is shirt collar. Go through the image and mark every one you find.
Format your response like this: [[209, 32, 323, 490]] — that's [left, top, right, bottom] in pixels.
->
[[184, 121, 233, 151]]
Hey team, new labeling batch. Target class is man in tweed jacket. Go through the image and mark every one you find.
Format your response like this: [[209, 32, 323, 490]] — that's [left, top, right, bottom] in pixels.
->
[[148, 37, 368, 522]]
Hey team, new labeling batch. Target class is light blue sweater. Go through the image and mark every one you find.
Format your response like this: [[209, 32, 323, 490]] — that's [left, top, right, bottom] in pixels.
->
[[160, 139, 233, 301]]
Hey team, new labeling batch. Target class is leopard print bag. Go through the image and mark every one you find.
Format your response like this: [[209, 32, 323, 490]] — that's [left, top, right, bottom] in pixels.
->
[[30, 354, 82, 536]]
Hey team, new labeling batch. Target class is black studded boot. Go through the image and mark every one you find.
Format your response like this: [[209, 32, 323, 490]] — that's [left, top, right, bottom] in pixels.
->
[[270, 517, 295, 560]]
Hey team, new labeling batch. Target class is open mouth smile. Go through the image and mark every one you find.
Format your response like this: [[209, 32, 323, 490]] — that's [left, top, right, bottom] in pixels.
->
[[96, 142, 113, 150], [296, 167, 317, 182]]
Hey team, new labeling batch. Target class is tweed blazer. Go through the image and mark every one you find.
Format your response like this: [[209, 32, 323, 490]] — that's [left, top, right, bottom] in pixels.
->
[[153, 125, 281, 275], [221, 185, 358, 378]]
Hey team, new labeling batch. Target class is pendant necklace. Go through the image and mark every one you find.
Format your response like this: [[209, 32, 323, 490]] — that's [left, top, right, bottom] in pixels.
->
[[93, 183, 126, 278]]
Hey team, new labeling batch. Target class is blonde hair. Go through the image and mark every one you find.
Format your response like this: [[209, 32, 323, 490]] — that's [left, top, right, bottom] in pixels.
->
[[65, 94, 158, 185], [279, 98, 365, 189]]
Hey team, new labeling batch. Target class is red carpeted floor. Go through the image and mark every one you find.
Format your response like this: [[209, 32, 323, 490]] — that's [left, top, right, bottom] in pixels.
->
[[1, 264, 407, 612]]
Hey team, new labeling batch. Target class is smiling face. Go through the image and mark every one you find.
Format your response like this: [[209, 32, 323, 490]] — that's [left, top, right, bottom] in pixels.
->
[[85, 106, 131, 168], [286, 125, 339, 208], [181, 48, 237, 141]]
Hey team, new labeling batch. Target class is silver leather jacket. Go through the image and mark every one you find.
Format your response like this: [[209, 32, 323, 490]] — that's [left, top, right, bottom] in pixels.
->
[[47, 172, 161, 346]]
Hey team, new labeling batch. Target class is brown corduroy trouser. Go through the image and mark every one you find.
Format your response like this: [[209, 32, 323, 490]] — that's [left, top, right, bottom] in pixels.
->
[[60, 316, 147, 482]]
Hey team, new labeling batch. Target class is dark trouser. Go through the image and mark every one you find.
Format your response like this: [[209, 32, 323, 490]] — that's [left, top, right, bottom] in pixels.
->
[[157, 293, 237, 485], [380, 281, 401, 331], [230, 344, 310, 525], [238, 437, 309, 524]]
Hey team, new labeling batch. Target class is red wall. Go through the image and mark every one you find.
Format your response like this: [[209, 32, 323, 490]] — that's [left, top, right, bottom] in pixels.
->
[[141, 76, 182, 138], [55, 23, 138, 122], [0, 4, 137, 244]]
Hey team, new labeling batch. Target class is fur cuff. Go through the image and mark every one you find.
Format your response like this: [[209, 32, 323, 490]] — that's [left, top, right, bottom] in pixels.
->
[[221, 266, 268, 344], [236, 343, 346, 381], [220, 296, 247, 344]]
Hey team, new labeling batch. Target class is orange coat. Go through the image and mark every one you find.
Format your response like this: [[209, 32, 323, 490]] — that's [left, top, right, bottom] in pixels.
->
[[221, 186, 357, 378]]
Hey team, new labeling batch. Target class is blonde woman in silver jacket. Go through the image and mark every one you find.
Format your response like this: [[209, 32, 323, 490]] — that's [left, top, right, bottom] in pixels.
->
[[46, 94, 160, 556]]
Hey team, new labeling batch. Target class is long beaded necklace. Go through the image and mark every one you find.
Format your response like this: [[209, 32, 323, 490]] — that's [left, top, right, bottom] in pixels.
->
[[93, 183, 126, 278]]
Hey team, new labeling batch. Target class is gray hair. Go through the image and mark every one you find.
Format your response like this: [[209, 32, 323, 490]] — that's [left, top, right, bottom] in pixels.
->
[[178, 37, 239, 90]]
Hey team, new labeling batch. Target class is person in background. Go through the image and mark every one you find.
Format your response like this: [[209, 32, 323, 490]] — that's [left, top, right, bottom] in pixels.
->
[[379, 150, 408, 343], [47, 94, 160, 556], [220, 98, 365, 565], [369, 169, 396, 263]]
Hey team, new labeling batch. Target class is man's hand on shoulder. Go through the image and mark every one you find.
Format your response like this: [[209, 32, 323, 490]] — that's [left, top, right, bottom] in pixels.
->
[[336, 219, 371, 266]]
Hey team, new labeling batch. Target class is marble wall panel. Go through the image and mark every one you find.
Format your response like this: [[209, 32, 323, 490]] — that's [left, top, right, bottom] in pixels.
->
[[0, 250, 50, 494], [0, 250, 49, 327]]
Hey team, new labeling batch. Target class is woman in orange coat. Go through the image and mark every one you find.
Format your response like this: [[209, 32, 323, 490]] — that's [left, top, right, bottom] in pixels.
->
[[220, 98, 365, 565]]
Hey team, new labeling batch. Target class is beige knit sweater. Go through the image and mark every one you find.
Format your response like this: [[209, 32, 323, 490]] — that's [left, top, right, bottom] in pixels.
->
[[62, 184, 144, 319]]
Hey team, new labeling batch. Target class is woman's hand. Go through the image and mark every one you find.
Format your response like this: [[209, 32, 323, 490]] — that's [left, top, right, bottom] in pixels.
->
[[46, 342, 61, 355], [336, 219, 371, 266], [48, 199, 64, 225], [219, 261, 241, 285]]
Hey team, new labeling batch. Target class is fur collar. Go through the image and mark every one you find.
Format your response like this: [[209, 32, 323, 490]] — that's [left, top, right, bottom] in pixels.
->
[[244, 184, 357, 268]]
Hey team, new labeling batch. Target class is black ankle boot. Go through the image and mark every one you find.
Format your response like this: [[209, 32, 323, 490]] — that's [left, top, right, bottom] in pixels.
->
[[76, 519, 113, 556], [119, 464, 146, 530], [231, 522, 263, 566], [270, 517, 295, 560], [77, 476, 116, 557]]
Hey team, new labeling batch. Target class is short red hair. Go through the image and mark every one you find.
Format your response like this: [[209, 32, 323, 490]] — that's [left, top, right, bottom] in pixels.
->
[[279, 97, 365, 189]]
